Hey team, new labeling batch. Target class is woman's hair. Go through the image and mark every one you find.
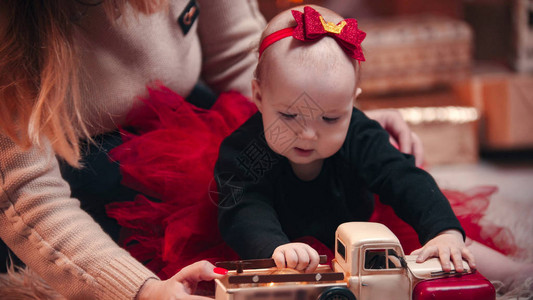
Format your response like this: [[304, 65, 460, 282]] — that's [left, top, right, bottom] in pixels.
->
[[0, 0, 167, 167]]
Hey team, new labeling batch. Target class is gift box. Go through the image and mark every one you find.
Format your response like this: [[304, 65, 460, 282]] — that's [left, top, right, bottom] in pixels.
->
[[358, 90, 480, 166], [397, 106, 479, 166], [453, 72, 533, 149], [359, 15, 473, 96]]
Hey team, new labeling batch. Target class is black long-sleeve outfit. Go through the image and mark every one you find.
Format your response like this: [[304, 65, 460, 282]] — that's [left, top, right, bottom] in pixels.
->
[[215, 108, 463, 259]]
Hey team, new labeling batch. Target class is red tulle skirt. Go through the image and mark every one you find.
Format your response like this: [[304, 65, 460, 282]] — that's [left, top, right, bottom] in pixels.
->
[[106, 85, 518, 279]]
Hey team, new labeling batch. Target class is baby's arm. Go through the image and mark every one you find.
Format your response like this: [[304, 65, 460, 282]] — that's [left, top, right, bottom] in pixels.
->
[[411, 229, 476, 273], [272, 243, 321, 273]]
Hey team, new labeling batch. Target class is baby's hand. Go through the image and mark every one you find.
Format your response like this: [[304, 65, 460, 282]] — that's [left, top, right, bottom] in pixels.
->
[[272, 242, 320, 273], [411, 229, 476, 273]]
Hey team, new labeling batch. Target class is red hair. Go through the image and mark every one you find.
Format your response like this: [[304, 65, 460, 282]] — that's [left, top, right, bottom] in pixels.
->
[[0, 0, 168, 167]]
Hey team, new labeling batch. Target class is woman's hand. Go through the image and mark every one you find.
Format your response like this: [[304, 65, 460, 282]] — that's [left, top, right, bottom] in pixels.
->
[[272, 242, 320, 273], [365, 109, 424, 167], [136, 261, 227, 300], [411, 229, 476, 273]]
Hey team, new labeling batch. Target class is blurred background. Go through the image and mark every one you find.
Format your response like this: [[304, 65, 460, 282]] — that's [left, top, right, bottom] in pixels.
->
[[258, 0, 533, 282]]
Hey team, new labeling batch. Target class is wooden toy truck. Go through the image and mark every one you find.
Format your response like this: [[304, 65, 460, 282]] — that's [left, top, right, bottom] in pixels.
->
[[215, 222, 495, 300]]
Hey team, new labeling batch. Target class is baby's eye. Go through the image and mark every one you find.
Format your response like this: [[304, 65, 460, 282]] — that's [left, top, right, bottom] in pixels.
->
[[279, 112, 297, 119], [322, 116, 340, 123]]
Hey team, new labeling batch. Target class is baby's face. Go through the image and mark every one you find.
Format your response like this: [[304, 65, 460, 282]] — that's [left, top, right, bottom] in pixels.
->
[[254, 53, 356, 171]]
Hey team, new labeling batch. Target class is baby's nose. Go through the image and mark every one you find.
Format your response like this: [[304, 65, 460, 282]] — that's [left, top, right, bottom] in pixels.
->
[[298, 126, 317, 140]]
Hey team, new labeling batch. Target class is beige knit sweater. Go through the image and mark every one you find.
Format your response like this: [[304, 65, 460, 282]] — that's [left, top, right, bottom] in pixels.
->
[[0, 1, 265, 299]]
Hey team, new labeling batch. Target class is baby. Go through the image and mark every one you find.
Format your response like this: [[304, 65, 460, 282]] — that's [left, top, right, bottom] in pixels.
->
[[215, 5, 473, 274]]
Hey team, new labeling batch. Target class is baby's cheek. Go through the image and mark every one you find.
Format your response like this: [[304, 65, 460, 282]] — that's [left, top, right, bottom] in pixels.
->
[[263, 122, 297, 155], [322, 131, 347, 155]]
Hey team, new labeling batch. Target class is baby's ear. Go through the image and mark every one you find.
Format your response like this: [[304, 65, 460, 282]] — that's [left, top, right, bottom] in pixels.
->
[[353, 87, 362, 107], [355, 88, 362, 99], [252, 79, 263, 113]]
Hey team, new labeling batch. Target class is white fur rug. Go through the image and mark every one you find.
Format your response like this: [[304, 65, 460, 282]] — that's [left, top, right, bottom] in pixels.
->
[[0, 264, 65, 300]]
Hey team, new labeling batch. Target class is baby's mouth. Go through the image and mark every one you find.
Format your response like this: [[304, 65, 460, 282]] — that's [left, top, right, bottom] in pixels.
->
[[294, 147, 313, 156]]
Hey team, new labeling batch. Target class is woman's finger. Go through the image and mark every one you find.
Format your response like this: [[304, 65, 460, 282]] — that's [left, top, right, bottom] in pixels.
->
[[411, 132, 424, 167]]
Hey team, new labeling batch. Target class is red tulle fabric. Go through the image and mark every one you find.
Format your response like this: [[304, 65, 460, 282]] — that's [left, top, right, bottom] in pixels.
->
[[106, 85, 518, 281], [106, 86, 257, 279]]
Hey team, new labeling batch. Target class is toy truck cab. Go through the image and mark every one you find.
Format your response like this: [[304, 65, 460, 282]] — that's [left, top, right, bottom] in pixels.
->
[[215, 222, 495, 300], [333, 222, 411, 299], [333, 222, 495, 300]]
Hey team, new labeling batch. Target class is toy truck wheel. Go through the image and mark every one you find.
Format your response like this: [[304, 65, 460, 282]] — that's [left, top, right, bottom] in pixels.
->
[[317, 286, 356, 300]]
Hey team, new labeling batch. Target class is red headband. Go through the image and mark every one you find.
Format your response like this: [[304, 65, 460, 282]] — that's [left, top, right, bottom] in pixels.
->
[[258, 6, 366, 61]]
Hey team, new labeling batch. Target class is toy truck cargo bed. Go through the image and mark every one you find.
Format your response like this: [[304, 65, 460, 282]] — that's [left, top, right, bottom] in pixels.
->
[[215, 265, 347, 300]]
